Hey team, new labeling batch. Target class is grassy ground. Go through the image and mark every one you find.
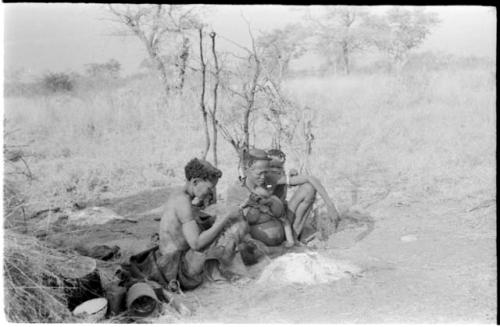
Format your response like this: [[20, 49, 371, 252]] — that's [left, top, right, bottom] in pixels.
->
[[4, 66, 495, 212], [3, 63, 496, 322]]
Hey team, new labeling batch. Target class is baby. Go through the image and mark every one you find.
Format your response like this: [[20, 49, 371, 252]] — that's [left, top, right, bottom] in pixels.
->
[[242, 184, 295, 248]]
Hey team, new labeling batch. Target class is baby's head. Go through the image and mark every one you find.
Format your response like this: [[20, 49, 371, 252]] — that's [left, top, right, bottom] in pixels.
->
[[240, 184, 273, 209], [253, 184, 272, 198], [247, 184, 273, 204]]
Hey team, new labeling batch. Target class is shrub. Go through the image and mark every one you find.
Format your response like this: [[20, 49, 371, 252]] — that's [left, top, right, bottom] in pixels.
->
[[41, 72, 74, 94]]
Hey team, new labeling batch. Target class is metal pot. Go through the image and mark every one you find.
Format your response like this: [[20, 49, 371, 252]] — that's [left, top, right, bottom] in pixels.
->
[[126, 282, 159, 317]]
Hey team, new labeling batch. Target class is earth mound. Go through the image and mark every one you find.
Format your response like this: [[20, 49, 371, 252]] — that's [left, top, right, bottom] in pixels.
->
[[256, 251, 360, 286]]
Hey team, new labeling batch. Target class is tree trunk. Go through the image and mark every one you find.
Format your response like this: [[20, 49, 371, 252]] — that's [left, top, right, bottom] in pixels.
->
[[342, 43, 350, 75], [281, 57, 291, 83], [243, 107, 251, 150], [107, 5, 172, 98], [177, 37, 190, 91], [148, 50, 170, 97], [209, 32, 220, 168], [244, 52, 261, 150], [209, 31, 220, 200], [198, 28, 210, 160]]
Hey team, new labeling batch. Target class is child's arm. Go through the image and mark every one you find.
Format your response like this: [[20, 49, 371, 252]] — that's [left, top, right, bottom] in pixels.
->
[[279, 173, 340, 227]]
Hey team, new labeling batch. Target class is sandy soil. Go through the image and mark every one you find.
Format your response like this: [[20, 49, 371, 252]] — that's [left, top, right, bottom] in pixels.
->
[[159, 198, 495, 324], [33, 187, 496, 323]]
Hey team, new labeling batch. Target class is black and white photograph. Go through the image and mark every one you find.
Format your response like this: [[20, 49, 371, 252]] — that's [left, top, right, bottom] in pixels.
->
[[2, 4, 496, 323]]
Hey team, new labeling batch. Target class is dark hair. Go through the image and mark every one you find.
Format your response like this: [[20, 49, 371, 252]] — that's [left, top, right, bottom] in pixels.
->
[[267, 149, 286, 167], [184, 158, 222, 181], [241, 148, 270, 170], [267, 149, 286, 161]]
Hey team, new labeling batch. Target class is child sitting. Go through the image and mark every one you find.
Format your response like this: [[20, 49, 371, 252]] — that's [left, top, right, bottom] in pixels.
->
[[266, 149, 341, 242]]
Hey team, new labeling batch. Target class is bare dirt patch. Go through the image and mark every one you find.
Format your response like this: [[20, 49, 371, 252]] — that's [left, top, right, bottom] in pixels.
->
[[157, 196, 496, 323], [23, 187, 496, 323]]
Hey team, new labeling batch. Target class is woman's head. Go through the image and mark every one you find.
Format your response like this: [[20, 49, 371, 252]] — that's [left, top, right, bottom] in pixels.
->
[[240, 148, 270, 187], [184, 158, 222, 200]]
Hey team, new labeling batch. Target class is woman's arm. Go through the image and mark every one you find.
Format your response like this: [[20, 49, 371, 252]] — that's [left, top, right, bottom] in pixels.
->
[[178, 199, 240, 251]]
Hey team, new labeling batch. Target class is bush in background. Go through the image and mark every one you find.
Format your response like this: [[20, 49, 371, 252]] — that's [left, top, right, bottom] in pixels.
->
[[3, 57, 496, 213], [40, 72, 75, 94]]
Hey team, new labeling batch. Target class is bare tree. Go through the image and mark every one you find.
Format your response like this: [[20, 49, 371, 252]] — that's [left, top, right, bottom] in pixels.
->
[[214, 20, 264, 156], [256, 23, 309, 86], [261, 80, 315, 174], [243, 26, 262, 150], [108, 4, 199, 96], [176, 36, 191, 91], [309, 6, 372, 75], [368, 7, 440, 71]]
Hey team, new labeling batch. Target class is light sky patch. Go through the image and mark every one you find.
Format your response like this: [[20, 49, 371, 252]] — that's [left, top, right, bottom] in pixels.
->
[[3, 4, 497, 77]]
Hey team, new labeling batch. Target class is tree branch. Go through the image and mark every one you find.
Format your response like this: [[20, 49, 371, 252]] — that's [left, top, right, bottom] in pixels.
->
[[209, 31, 220, 167], [198, 27, 210, 159]]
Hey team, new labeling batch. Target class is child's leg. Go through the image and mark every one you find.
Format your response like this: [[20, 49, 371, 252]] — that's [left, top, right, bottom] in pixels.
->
[[293, 205, 313, 240], [287, 183, 317, 238], [282, 218, 295, 247]]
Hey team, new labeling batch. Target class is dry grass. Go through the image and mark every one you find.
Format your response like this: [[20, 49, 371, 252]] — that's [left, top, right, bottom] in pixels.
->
[[2, 61, 496, 323], [3, 230, 77, 323], [282, 67, 496, 207], [4, 76, 242, 211], [4, 64, 496, 216]]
